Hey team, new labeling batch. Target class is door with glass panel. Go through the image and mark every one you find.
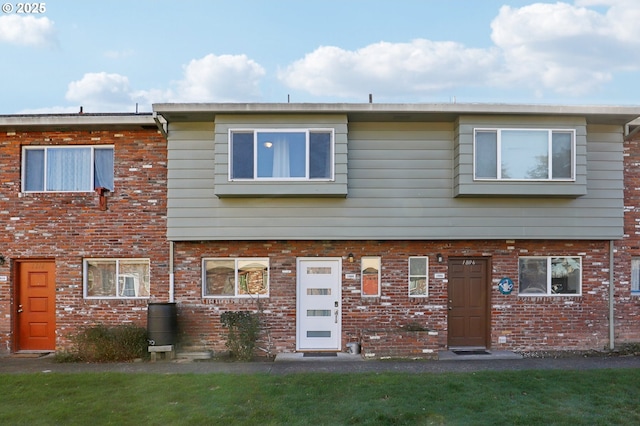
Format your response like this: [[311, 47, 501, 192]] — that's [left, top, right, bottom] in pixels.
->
[[297, 258, 342, 351]]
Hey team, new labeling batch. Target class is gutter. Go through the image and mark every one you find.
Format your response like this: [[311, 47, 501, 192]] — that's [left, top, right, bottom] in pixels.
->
[[153, 112, 168, 138]]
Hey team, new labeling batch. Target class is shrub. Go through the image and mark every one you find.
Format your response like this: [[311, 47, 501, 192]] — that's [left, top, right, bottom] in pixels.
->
[[220, 311, 259, 361], [59, 324, 148, 363]]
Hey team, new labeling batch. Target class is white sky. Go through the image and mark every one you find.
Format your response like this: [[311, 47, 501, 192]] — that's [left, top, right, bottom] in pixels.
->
[[1, 0, 639, 114]]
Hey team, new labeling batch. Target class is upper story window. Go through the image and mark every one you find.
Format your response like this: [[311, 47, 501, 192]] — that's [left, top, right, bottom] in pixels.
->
[[229, 129, 333, 180], [23, 146, 114, 192], [474, 129, 575, 181]]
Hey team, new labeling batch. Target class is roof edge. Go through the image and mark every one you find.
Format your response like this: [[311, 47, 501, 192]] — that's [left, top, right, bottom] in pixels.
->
[[0, 113, 155, 129], [152, 102, 640, 125]]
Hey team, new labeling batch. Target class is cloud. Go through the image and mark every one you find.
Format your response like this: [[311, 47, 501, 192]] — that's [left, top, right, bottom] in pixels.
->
[[279, 40, 500, 100], [280, 1, 640, 100], [38, 1, 640, 112], [488, 1, 640, 95], [169, 53, 266, 102], [57, 54, 268, 113], [65, 72, 136, 112], [0, 15, 56, 47]]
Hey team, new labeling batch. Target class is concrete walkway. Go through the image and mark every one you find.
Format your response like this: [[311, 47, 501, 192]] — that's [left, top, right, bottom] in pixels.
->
[[1, 352, 640, 375]]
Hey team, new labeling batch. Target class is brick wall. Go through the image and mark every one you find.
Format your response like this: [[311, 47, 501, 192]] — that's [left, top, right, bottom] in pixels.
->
[[173, 239, 612, 356], [0, 127, 168, 353], [615, 134, 640, 345], [360, 329, 442, 359]]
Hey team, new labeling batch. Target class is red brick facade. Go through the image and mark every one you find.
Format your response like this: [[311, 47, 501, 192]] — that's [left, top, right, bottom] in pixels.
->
[[615, 133, 640, 344], [2, 116, 637, 357], [0, 124, 168, 353], [173, 239, 612, 356]]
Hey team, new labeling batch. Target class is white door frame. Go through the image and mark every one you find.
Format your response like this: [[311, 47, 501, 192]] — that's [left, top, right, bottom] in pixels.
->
[[296, 257, 342, 351]]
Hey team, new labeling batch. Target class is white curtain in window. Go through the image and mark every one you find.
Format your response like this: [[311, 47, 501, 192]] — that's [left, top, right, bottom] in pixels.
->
[[47, 148, 91, 191], [94, 148, 114, 190], [272, 138, 290, 178]]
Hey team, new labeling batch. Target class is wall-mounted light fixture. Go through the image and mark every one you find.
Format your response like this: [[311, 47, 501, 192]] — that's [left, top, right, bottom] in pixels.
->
[[0, 255, 6, 266], [436, 253, 444, 264], [348, 253, 354, 263]]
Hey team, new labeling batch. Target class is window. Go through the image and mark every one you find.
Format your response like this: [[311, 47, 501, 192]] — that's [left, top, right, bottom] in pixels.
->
[[230, 129, 333, 180], [84, 259, 150, 299], [474, 129, 574, 180], [632, 258, 640, 293], [409, 257, 429, 297], [361, 257, 380, 297], [203, 258, 269, 297], [518, 256, 581, 296], [23, 146, 114, 192]]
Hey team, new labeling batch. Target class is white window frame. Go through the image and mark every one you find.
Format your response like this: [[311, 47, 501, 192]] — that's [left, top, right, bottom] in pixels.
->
[[518, 256, 582, 296], [83, 258, 150, 299], [22, 145, 115, 193], [631, 258, 640, 294], [473, 128, 576, 181], [361, 256, 381, 297], [228, 128, 335, 181], [202, 258, 270, 298], [408, 256, 429, 297]]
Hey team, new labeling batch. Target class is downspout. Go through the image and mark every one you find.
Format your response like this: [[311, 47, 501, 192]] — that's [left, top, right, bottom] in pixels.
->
[[609, 240, 615, 350], [154, 111, 174, 303], [169, 241, 175, 303]]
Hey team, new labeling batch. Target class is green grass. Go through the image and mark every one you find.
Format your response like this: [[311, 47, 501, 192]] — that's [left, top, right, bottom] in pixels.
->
[[1, 369, 639, 425]]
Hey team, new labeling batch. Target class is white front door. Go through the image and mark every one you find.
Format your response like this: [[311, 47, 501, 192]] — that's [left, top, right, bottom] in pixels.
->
[[297, 258, 342, 351]]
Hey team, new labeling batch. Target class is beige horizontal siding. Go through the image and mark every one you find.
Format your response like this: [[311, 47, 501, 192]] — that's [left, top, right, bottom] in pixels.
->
[[166, 120, 624, 241]]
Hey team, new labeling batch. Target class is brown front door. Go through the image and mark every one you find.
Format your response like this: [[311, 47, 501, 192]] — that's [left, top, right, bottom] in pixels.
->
[[16, 260, 56, 351], [447, 257, 490, 348]]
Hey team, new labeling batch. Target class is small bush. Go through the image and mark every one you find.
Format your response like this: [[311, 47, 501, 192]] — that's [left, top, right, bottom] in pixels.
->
[[60, 324, 148, 363], [220, 311, 259, 361]]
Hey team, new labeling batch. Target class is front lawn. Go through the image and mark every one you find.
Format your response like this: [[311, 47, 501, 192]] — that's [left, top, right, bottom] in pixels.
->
[[1, 369, 638, 425]]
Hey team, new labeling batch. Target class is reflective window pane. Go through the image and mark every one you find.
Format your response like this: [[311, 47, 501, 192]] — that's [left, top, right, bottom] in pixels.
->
[[501, 130, 548, 179], [24, 149, 45, 191], [257, 132, 306, 178], [86, 260, 116, 297], [550, 257, 580, 294], [118, 260, 150, 298], [205, 260, 236, 296], [409, 257, 428, 297], [231, 132, 254, 179], [310, 131, 332, 178], [519, 258, 547, 294], [237, 260, 269, 295], [552, 132, 573, 179], [475, 131, 497, 179]]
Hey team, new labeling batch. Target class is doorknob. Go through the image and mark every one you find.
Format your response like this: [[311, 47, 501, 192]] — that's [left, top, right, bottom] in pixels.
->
[[335, 309, 338, 323], [17, 304, 23, 313]]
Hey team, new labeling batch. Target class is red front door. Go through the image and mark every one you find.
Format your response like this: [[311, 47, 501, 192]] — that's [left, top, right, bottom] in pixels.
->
[[16, 260, 56, 351]]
